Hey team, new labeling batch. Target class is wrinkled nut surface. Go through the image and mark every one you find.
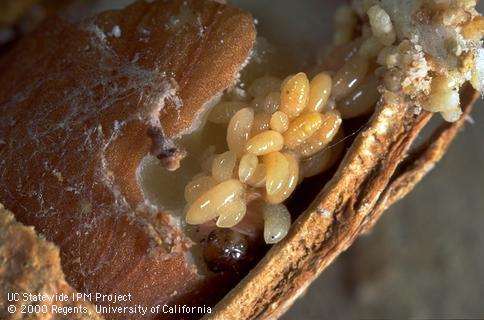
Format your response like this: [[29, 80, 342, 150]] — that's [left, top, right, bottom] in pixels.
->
[[0, 0, 256, 318]]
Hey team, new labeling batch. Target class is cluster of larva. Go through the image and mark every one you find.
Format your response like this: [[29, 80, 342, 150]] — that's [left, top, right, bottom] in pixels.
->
[[184, 1, 483, 245], [183, 5, 409, 245], [185, 71, 344, 244]]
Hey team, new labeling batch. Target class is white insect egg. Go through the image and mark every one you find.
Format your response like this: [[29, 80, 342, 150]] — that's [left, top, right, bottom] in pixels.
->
[[263, 204, 291, 244]]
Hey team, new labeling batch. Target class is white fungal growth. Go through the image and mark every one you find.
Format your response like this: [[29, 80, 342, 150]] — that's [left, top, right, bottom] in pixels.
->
[[471, 48, 484, 92], [111, 25, 121, 38], [317, 208, 333, 219]]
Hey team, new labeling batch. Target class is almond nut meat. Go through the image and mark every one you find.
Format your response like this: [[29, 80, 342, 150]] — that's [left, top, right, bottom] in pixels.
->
[[0, 0, 255, 318], [0, 0, 482, 320]]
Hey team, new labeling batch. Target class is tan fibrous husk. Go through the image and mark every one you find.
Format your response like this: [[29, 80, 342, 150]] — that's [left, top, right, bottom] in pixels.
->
[[0, 204, 102, 320], [208, 85, 479, 319]]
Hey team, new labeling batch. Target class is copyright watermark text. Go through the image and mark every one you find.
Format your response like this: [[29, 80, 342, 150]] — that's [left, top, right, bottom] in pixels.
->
[[4, 292, 211, 317]]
